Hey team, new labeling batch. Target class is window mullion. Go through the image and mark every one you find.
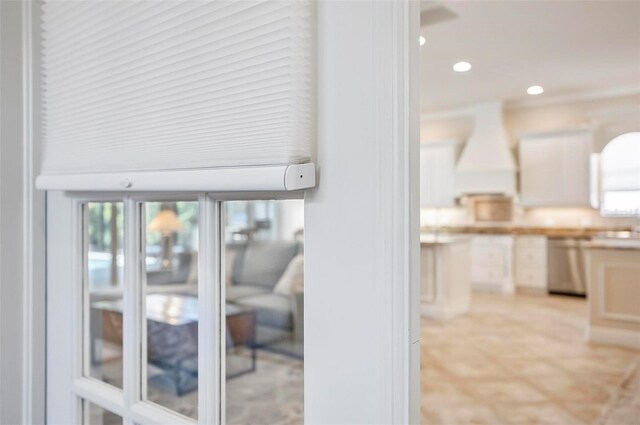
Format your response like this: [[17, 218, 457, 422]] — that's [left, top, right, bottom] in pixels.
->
[[122, 196, 143, 424], [71, 200, 86, 423], [198, 195, 222, 424]]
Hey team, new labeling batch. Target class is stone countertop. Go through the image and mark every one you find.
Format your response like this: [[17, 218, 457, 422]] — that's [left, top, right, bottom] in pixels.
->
[[420, 234, 472, 245], [586, 238, 640, 251], [420, 225, 633, 238]]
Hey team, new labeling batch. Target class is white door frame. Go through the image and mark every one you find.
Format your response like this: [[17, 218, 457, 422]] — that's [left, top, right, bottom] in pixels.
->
[[0, 1, 46, 424], [20, 0, 421, 423], [306, 1, 420, 423]]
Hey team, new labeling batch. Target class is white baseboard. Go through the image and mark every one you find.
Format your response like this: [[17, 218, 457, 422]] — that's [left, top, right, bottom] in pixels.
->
[[586, 325, 640, 349], [421, 302, 470, 320]]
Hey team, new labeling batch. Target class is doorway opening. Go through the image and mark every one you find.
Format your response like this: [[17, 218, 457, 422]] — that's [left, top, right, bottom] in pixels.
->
[[418, 1, 640, 423]]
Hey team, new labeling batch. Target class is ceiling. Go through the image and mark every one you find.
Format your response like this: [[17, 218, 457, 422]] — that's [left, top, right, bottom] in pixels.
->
[[420, 1, 640, 114]]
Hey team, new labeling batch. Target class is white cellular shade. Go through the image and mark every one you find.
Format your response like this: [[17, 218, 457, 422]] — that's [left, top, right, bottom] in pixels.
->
[[39, 0, 314, 188]]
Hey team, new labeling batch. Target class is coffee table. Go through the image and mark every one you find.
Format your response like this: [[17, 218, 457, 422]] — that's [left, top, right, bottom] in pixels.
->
[[91, 294, 257, 392]]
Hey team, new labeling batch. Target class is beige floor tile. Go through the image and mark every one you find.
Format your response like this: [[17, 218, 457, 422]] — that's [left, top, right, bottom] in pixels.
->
[[422, 403, 503, 425], [550, 356, 633, 376], [529, 371, 615, 404], [421, 365, 450, 382], [440, 357, 510, 380], [601, 404, 640, 425], [464, 379, 549, 404], [422, 381, 478, 406], [501, 357, 564, 377], [561, 402, 609, 425], [421, 293, 640, 425], [492, 402, 584, 425]]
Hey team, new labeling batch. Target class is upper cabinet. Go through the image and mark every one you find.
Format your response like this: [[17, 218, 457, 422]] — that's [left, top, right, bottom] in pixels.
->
[[519, 129, 593, 207], [420, 141, 459, 208]]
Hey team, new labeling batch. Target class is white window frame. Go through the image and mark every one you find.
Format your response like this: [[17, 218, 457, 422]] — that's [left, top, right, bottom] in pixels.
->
[[67, 192, 303, 425]]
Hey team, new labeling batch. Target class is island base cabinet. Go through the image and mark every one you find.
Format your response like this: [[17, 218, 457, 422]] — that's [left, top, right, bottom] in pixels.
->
[[470, 236, 515, 294], [585, 248, 640, 349], [515, 236, 548, 292], [420, 239, 471, 320]]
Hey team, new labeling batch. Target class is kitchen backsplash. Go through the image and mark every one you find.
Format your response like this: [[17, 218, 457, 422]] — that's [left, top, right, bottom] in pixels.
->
[[421, 206, 639, 228]]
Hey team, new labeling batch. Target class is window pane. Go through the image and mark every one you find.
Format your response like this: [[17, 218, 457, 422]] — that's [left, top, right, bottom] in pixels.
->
[[83, 400, 122, 425], [143, 201, 199, 420], [224, 199, 304, 424], [86, 202, 124, 388]]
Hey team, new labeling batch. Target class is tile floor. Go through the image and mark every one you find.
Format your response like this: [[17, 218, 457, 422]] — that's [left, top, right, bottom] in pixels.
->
[[421, 292, 640, 425]]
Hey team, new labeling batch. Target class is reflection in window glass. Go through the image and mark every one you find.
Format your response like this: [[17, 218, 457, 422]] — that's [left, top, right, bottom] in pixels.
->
[[86, 202, 124, 388], [143, 202, 199, 420], [224, 199, 304, 424], [83, 400, 122, 425]]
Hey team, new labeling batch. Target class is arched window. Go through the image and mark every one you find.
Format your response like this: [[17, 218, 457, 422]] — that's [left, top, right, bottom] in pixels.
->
[[600, 132, 640, 216]]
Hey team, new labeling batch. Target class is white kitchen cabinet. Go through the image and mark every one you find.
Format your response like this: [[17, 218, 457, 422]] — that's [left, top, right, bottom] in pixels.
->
[[519, 129, 592, 207], [420, 141, 458, 208], [470, 235, 515, 293], [420, 235, 472, 320], [515, 236, 547, 290]]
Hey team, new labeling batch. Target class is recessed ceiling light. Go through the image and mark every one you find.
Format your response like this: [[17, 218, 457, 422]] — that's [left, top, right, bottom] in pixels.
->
[[527, 85, 544, 95], [453, 61, 471, 72], [419, 36, 426, 46]]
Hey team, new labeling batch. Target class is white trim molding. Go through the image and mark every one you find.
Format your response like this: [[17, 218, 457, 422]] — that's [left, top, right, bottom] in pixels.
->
[[2, 1, 46, 423], [586, 326, 640, 350], [305, 1, 419, 423], [22, 0, 46, 423], [374, 1, 421, 423], [420, 84, 640, 121]]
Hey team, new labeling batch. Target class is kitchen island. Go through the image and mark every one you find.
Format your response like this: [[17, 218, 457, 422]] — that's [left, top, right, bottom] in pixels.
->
[[585, 237, 640, 349], [420, 234, 472, 320]]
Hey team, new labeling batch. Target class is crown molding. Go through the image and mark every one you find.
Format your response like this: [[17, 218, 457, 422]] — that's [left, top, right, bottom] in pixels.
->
[[505, 84, 640, 110], [420, 85, 640, 121]]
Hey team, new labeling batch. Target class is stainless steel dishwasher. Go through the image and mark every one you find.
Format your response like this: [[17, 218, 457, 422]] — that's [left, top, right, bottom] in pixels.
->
[[547, 237, 590, 297]]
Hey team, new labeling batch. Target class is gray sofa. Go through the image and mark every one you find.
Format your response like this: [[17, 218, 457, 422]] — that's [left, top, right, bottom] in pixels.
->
[[227, 240, 303, 350]]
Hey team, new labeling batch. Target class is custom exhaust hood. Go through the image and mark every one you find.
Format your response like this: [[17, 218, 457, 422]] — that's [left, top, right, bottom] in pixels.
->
[[455, 101, 517, 196]]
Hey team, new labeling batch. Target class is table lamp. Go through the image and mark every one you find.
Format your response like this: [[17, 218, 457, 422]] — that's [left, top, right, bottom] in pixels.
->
[[148, 208, 182, 270]]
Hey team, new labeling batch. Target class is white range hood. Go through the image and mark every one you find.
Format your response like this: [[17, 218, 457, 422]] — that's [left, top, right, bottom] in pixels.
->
[[455, 101, 517, 196]]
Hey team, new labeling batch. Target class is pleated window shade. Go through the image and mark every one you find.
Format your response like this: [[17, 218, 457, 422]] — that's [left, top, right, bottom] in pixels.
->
[[37, 0, 315, 191]]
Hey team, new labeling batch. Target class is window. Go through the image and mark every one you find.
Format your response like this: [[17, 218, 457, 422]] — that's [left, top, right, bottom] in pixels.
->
[[83, 400, 122, 425], [76, 196, 303, 425], [223, 200, 304, 424], [86, 202, 124, 388], [143, 201, 199, 419], [600, 132, 640, 216]]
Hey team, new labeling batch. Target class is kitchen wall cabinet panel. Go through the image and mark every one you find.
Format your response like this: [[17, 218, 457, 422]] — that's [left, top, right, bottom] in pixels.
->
[[519, 129, 592, 207], [420, 141, 458, 208]]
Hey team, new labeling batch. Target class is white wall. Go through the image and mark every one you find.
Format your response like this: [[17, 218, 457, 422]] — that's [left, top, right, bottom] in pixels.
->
[[421, 93, 640, 150], [0, 2, 25, 423], [306, 1, 419, 423], [504, 94, 640, 152]]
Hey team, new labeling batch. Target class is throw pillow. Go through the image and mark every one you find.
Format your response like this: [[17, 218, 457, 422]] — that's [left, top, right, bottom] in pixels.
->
[[273, 254, 304, 295]]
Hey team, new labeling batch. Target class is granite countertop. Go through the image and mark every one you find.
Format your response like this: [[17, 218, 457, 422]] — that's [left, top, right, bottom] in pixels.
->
[[586, 238, 640, 251], [420, 234, 472, 245], [420, 225, 633, 238]]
